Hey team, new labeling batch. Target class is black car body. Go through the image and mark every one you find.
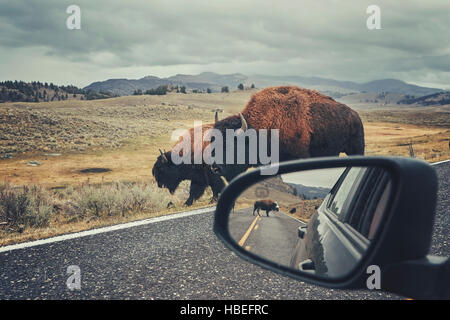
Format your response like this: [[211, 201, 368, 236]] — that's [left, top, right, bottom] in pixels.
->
[[290, 166, 392, 278]]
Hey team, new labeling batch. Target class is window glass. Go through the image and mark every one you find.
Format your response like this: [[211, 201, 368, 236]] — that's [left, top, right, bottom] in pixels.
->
[[328, 167, 362, 215]]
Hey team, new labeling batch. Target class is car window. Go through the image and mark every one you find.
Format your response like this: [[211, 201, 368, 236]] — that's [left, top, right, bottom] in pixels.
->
[[328, 167, 363, 216], [347, 168, 391, 238]]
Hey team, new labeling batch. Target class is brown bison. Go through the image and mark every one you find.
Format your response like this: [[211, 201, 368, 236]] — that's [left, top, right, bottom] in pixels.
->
[[153, 86, 364, 205], [211, 86, 364, 180], [242, 86, 364, 158], [253, 200, 280, 217]]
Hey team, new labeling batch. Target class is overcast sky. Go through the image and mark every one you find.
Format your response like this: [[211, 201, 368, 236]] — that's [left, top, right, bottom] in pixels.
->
[[0, 0, 449, 88]]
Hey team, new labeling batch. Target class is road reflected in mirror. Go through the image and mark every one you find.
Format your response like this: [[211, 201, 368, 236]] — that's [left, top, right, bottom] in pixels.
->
[[228, 166, 393, 279]]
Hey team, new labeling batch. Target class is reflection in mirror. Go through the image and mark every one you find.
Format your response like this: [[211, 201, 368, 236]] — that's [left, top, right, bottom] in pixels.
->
[[228, 166, 393, 279]]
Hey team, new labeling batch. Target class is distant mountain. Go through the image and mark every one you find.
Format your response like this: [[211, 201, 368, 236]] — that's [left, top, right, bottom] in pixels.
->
[[83, 72, 444, 97], [337, 92, 409, 107], [167, 72, 247, 89], [249, 75, 443, 97], [84, 76, 172, 96], [84, 72, 249, 95], [358, 79, 442, 97], [287, 183, 331, 200], [397, 91, 450, 106]]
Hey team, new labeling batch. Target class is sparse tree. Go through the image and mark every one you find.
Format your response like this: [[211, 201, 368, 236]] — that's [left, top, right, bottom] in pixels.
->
[[238, 83, 244, 90], [221, 86, 229, 93], [145, 85, 168, 95]]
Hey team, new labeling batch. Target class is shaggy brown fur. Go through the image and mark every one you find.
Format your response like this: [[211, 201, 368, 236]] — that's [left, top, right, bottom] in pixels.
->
[[241, 86, 364, 159]]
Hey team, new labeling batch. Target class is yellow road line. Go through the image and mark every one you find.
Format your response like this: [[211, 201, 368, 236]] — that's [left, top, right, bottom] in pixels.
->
[[238, 216, 260, 247]]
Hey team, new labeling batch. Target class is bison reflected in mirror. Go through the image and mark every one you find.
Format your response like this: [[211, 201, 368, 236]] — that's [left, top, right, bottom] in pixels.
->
[[253, 200, 280, 217]]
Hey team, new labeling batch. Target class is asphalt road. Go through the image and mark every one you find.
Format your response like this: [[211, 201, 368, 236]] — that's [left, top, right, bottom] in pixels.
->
[[229, 208, 304, 267], [0, 161, 448, 300]]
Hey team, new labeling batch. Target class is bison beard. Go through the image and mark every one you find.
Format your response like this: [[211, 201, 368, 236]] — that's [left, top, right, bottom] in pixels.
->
[[152, 86, 365, 206]]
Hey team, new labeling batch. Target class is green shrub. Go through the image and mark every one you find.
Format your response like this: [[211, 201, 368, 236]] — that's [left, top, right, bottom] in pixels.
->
[[0, 180, 174, 232], [71, 182, 171, 218], [0, 183, 53, 229]]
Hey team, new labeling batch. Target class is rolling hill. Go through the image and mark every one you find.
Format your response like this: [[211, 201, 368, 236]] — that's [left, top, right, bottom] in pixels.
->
[[397, 91, 450, 106], [83, 72, 444, 98]]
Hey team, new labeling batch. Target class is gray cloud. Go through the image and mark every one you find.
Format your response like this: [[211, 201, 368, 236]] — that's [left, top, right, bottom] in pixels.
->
[[0, 0, 449, 88]]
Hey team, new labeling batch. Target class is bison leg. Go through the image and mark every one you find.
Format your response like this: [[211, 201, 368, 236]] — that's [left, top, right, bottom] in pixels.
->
[[345, 118, 365, 155], [208, 172, 227, 204], [185, 182, 207, 206], [346, 138, 365, 156], [266, 210, 270, 217], [209, 196, 218, 204]]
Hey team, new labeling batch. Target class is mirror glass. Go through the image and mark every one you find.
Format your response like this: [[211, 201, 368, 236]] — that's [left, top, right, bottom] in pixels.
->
[[228, 166, 393, 279]]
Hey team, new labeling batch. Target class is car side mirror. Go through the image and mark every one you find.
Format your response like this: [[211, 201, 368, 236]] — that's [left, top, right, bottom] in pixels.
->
[[214, 156, 450, 299]]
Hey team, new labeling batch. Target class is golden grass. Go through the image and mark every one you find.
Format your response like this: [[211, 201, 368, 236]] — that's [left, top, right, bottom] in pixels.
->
[[1, 91, 449, 246], [0, 136, 172, 187], [2, 121, 447, 189], [0, 201, 214, 247], [363, 122, 450, 162]]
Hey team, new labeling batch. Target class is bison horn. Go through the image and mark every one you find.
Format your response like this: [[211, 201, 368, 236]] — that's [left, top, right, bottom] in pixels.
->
[[159, 149, 168, 163], [220, 176, 228, 186], [215, 111, 219, 123], [239, 113, 248, 132]]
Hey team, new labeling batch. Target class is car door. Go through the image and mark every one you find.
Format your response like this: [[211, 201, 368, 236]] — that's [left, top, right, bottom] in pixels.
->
[[290, 166, 389, 278]]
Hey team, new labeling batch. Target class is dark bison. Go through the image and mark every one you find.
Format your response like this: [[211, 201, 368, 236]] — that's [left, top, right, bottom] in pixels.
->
[[153, 86, 364, 205], [152, 148, 226, 206], [253, 200, 280, 217], [152, 111, 248, 206]]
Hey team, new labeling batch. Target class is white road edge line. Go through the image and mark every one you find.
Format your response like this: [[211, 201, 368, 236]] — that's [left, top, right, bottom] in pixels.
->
[[279, 211, 307, 226], [431, 159, 450, 166], [0, 206, 216, 253]]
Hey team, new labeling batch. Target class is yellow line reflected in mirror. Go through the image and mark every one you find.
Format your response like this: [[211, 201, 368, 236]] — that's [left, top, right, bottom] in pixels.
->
[[238, 216, 260, 247]]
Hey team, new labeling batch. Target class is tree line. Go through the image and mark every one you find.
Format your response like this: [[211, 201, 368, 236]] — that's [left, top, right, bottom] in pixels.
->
[[132, 83, 256, 96], [0, 80, 117, 103]]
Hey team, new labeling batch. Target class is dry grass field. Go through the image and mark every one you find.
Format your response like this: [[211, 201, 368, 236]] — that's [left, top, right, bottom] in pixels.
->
[[360, 108, 450, 162], [1, 91, 449, 245]]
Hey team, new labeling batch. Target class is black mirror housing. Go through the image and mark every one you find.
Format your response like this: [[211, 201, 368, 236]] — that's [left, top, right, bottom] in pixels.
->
[[214, 156, 448, 299]]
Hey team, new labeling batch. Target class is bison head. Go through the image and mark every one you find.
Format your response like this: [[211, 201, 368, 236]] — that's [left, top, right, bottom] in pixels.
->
[[152, 149, 184, 194], [272, 202, 280, 211]]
